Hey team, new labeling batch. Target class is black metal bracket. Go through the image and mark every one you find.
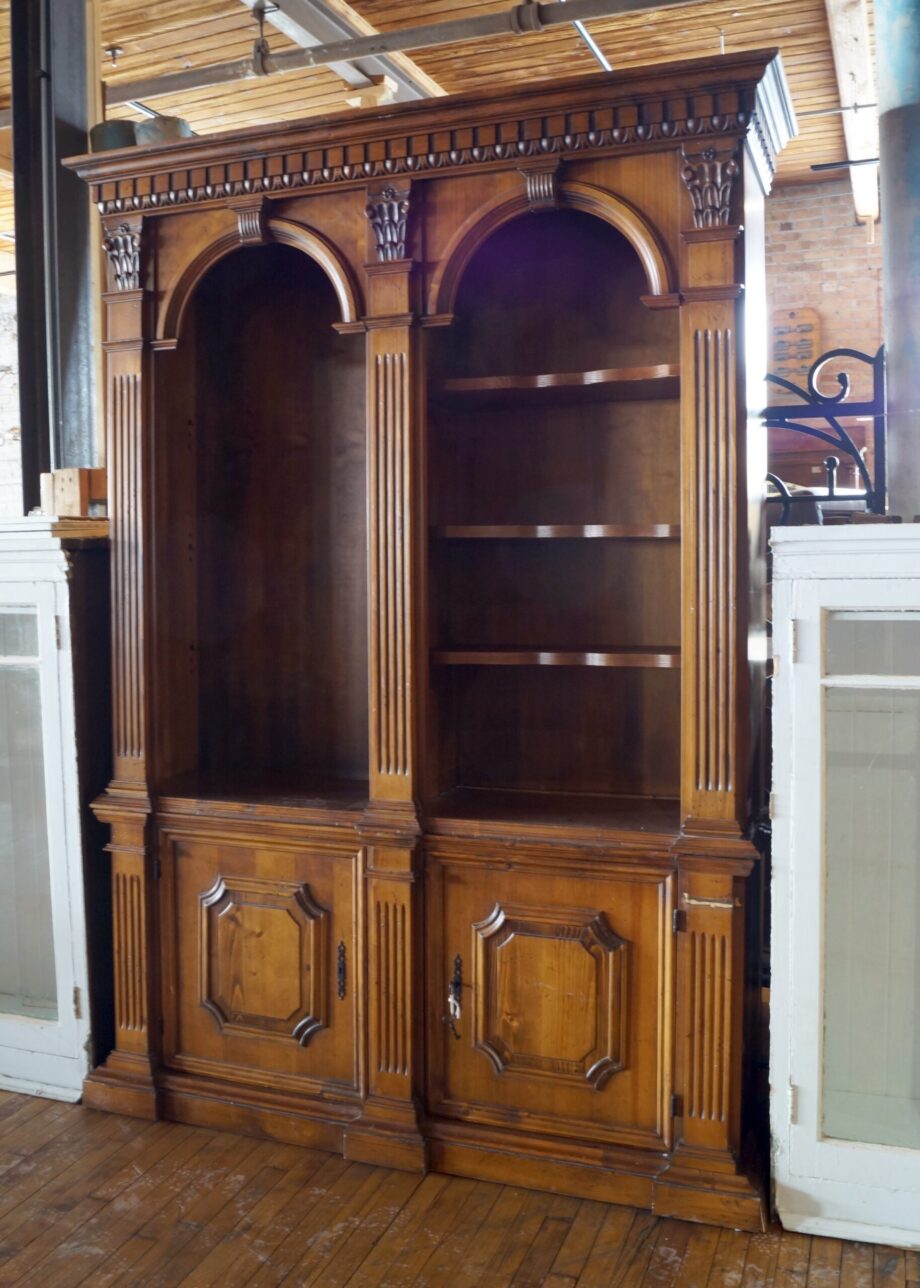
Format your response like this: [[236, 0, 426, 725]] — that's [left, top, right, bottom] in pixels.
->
[[337, 940, 346, 1000], [762, 345, 886, 523]]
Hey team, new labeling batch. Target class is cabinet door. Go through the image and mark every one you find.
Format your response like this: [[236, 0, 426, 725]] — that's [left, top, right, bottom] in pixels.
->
[[772, 569, 920, 1243], [426, 848, 675, 1151], [160, 829, 359, 1097]]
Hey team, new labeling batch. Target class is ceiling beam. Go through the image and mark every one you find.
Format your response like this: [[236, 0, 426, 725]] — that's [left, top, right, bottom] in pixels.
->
[[240, 0, 443, 100], [823, 0, 879, 221], [102, 0, 703, 113]]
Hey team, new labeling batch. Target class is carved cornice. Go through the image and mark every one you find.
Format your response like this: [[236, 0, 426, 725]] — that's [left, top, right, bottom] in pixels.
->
[[69, 49, 798, 220], [366, 181, 411, 262], [680, 143, 741, 228], [87, 111, 756, 218], [103, 221, 141, 290]]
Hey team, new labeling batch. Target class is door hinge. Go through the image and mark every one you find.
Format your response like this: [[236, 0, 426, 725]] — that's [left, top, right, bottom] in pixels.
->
[[791, 618, 800, 664], [55, 616, 64, 650], [670, 1093, 683, 1118], [672, 907, 685, 934], [788, 1081, 799, 1125], [151, 855, 161, 879], [769, 791, 778, 819], [72, 985, 82, 1020], [337, 941, 347, 1000]]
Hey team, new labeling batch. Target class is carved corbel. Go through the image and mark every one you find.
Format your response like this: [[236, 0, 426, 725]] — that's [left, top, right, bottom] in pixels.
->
[[518, 160, 561, 211], [229, 195, 268, 245], [102, 217, 142, 292], [366, 180, 412, 263], [680, 143, 741, 228]]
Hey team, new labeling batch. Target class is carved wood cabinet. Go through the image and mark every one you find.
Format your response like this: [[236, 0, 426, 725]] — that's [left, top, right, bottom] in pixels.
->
[[70, 50, 794, 1230]]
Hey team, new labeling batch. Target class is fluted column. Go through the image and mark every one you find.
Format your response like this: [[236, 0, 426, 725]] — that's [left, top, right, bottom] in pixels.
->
[[348, 180, 426, 1169], [84, 213, 158, 1118], [677, 143, 749, 837]]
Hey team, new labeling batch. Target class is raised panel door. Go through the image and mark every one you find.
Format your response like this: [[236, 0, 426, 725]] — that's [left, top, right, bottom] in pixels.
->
[[426, 847, 675, 1150], [160, 828, 360, 1098]]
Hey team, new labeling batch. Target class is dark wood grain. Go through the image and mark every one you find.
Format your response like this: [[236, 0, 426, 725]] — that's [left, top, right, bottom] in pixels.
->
[[432, 524, 681, 540], [80, 52, 783, 1231], [437, 365, 680, 405], [431, 647, 681, 668]]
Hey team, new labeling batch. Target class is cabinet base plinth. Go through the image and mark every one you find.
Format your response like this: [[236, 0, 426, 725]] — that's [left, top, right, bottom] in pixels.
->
[[157, 1072, 353, 1152], [654, 1150, 766, 1231], [83, 1055, 159, 1120], [345, 1095, 428, 1171], [429, 1136, 656, 1210], [344, 1125, 428, 1172], [652, 1174, 766, 1232]]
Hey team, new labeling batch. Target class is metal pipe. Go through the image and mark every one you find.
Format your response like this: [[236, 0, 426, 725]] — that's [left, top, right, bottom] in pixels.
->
[[571, 20, 613, 70], [798, 102, 877, 119], [104, 0, 699, 108], [810, 156, 879, 170], [559, 0, 613, 70]]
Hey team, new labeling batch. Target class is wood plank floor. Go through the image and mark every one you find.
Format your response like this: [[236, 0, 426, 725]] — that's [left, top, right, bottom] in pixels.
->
[[0, 1090, 914, 1286]]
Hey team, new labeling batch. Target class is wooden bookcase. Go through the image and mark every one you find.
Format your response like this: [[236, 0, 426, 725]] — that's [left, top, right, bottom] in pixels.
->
[[68, 51, 794, 1230]]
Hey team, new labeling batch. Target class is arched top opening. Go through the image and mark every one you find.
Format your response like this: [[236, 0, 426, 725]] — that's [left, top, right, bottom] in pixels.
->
[[435, 205, 678, 379], [152, 238, 368, 791], [429, 182, 675, 321], [158, 217, 363, 345]]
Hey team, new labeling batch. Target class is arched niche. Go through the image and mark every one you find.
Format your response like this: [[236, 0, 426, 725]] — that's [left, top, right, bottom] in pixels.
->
[[152, 239, 368, 791], [428, 182, 676, 321], [425, 202, 682, 806], [158, 218, 364, 346]]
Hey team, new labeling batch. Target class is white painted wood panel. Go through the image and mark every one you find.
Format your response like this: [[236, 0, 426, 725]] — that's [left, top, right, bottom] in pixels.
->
[[0, 519, 96, 1100], [771, 523, 920, 1246]]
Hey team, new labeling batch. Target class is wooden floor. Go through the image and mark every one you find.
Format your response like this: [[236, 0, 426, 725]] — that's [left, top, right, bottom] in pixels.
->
[[0, 1091, 915, 1287]]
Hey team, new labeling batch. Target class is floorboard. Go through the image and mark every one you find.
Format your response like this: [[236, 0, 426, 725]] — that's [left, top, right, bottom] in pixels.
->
[[0, 1096, 912, 1286]]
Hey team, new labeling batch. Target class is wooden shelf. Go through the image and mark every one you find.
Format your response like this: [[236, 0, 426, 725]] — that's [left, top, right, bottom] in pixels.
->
[[156, 772, 369, 819], [431, 523, 680, 540], [435, 364, 680, 407], [427, 786, 680, 840], [432, 647, 680, 668]]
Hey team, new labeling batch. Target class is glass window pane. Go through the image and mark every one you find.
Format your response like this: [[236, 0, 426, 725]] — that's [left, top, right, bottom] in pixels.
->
[[0, 650, 56, 1020], [823, 687, 920, 1147], [826, 610, 920, 677], [0, 610, 38, 658]]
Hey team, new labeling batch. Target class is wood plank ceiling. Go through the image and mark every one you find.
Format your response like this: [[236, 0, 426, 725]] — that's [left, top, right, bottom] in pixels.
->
[[0, 0, 875, 251]]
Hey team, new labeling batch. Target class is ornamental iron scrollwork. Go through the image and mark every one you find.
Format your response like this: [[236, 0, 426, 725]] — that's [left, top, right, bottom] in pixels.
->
[[103, 221, 141, 291], [763, 345, 886, 523]]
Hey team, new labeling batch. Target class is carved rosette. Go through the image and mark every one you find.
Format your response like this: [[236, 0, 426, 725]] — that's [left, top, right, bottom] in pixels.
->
[[366, 181, 412, 262], [680, 144, 741, 228], [103, 221, 141, 291]]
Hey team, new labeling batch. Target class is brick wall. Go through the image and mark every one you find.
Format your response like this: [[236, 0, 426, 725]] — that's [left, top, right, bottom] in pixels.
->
[[0, 295, 22, 519], [765, 177, 883, 398]]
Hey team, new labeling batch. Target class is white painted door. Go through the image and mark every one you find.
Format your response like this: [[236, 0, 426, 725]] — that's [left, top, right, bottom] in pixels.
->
[[0, 576, 90, 1099], [772, 569, 920, 1246]]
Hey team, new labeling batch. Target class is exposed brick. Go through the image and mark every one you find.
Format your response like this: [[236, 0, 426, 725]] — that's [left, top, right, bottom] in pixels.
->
[[765, 178, 882, 398]]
